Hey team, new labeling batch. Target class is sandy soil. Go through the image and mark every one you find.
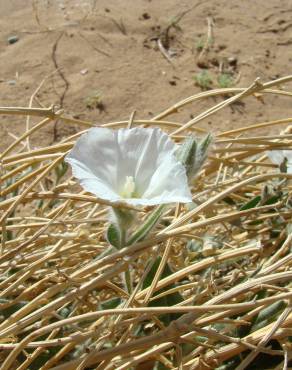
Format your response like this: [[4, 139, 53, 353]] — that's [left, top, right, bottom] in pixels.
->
[[0, 0, 292, 150]]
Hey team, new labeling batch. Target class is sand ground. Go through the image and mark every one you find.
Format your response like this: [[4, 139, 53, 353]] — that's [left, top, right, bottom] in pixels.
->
[[0, 0, 292, 149]]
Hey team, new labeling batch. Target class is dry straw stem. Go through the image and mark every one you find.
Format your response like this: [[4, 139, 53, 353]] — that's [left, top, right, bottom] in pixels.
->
[[1, 75, 292, 369]]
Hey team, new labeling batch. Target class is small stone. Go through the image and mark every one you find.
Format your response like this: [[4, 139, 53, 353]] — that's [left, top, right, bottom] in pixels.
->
[[197, 58, 209, 69], [142, 12, 151, 20], [210, 57, 219, 67], [217, 44, 227, 51], [7, 35, 19, 44], [80, 69, 88, 75], [228, 56, 237, 67], [7, 80, 17, 85]]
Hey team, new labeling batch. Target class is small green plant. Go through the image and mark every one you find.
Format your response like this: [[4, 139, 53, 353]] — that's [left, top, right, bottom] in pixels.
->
[[195, 36, 214, 52], [217, 73, 234, 88], [194, 70, 213, 90], [195, 37, 205, 51], [84, 90, 105, 111]]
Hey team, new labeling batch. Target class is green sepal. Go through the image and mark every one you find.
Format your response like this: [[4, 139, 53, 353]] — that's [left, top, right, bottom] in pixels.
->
[[112, 208, 135, 230], [106, 223, 121, 249]]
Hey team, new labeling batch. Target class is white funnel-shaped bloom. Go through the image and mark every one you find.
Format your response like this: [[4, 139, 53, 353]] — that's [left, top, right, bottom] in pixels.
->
[[65, 127, 192, 206]]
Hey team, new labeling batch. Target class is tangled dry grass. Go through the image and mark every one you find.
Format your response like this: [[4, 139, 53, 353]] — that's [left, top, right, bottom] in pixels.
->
[[1, 75, 292, 370]]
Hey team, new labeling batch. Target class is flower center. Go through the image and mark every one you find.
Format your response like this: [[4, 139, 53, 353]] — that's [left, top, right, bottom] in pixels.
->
[[121, 176, 136, 198]]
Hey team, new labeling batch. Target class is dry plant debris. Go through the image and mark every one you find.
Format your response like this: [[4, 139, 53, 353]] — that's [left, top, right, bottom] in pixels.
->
[[1, 75, 292, 369]]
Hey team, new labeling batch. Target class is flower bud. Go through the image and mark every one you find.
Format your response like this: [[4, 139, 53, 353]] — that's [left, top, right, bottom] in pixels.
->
[[177, 133, 212, 181]]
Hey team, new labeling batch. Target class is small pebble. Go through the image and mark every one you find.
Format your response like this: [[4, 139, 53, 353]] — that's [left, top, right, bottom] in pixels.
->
[[80, 69, 88, 75], [217, 44, 227, 51], [7, 80, 17, 85], [228, 56, 237, 67], [142, 12, 151, 20], [7, 35, 19, 44]]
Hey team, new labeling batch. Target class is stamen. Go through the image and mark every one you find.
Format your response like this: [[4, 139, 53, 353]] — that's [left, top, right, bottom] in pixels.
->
[[121, 176, 136, 198]]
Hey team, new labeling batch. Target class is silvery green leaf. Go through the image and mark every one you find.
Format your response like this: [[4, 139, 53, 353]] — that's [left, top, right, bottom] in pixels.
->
[[127, 204, 165, 245]]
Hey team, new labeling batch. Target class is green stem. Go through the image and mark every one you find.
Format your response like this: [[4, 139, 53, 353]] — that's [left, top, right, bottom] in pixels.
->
[[119, 227, 133, 293], [107, 221, 132, 293], [110, 205, 165, 293]]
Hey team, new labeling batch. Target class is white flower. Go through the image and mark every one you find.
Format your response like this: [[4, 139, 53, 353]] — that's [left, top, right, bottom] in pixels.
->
[[65, 127, 192, 206], [267, 150, 292, 173]]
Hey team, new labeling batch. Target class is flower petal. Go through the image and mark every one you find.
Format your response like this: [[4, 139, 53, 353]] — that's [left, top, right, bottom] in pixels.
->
[[115, 127, 176, 195], [267, 150, 286, 166], [66, 127, 192, 206], [142, 154, 192, 205], [115, 127, 192, 204], [267, 150, 292, 173], [65, 128, 121, 201]]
